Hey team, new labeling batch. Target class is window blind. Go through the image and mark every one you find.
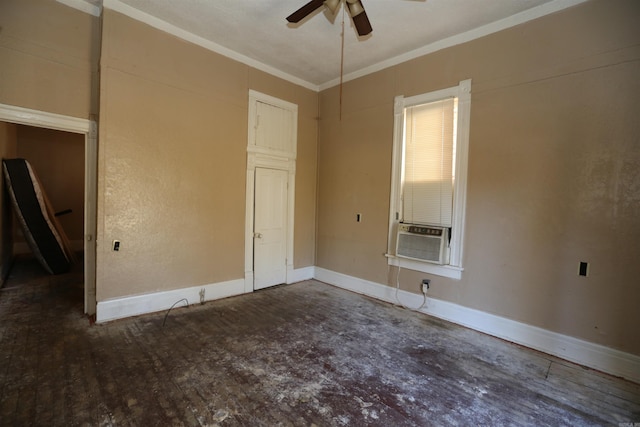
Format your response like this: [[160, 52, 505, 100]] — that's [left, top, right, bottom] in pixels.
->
[[402, 98, 455, 227]]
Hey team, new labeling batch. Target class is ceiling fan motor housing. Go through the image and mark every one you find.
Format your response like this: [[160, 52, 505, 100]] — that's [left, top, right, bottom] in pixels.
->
[[324, 0, 341, 14], [288, 0, 372, 36], [346, 0, 365, 17]]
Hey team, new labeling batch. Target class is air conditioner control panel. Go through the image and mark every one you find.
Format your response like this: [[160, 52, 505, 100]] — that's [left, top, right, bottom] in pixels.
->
[[398, 223, 443, 236]]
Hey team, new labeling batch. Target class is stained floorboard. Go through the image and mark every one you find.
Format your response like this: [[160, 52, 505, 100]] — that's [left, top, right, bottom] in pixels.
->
[[0, 255, 639, 426]]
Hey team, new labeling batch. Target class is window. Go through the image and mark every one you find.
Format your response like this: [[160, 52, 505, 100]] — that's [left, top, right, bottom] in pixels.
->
[[387, 80, 471, 279], [403, 97, 456, 227]]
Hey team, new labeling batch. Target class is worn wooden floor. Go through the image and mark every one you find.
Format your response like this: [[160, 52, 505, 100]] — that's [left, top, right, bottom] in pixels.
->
[[1, 256, 639, 426]]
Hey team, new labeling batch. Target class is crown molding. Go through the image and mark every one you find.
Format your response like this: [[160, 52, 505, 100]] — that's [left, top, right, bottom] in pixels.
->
[[318, 0, 590, 90], [56, 0, 102, 17], [103, 0, 319, 92], [65, 0, 589, 93]]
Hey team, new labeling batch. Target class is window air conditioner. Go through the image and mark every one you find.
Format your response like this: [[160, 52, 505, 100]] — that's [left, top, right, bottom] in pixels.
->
[[396, 224, 449, 265]]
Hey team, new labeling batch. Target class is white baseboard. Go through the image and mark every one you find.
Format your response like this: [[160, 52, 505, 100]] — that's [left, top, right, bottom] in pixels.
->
[[97, 266, 315, 324], [96, 278, 246, 323], [288, 266, 315, 284], [314, 267, 640, 384], [93, 265, 640, 382]]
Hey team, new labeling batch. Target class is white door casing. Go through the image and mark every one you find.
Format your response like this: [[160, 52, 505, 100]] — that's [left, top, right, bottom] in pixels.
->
[[84, 118, 98, 314], [253, 168, 288, 289], [245, 90, 297, 293], [0, 103, 97, 315]]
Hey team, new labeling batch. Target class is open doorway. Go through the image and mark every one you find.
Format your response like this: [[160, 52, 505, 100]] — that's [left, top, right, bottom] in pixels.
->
[[0, 104, 97, 316], [3, 125, 86, 312]]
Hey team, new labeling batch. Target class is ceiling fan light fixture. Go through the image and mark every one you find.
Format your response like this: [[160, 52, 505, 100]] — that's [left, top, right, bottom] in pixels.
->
[[345, 0, 365, 17], [286, 0, 372, 36], [324, 0, 341, 14]]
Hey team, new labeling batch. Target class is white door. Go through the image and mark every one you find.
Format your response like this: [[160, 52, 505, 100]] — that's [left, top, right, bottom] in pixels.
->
[[254, 167, 288, 290]]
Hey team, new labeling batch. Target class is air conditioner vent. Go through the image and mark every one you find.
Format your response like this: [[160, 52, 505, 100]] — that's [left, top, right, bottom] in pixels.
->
[[396, 224, 449, 265]]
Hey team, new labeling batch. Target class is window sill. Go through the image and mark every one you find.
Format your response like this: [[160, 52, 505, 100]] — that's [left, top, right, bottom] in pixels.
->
[[386, 254, 463, 280]]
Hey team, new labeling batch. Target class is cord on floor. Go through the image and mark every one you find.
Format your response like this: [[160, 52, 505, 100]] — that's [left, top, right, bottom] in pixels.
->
[[163, 298, 189, 326], [395, 265, 427, 311]]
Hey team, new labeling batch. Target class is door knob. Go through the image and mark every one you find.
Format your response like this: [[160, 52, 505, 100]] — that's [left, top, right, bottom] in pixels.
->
[[254, 232, 263, 239]]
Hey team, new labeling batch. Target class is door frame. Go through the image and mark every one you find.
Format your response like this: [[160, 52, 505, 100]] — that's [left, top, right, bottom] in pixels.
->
[[0, 103, 98, 315], [245, 90, 297, 293]]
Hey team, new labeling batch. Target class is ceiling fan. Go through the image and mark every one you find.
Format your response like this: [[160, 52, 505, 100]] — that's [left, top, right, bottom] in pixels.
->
[[286, 0, 373, 36]]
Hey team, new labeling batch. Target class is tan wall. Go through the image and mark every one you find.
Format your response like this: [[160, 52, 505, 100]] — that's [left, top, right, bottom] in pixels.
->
[[97, 10, 317, 300], [317, 0, 640, 355], [16, 125, 85, 242], [0, 0, 100, 118], [0, 122, 18, 280]]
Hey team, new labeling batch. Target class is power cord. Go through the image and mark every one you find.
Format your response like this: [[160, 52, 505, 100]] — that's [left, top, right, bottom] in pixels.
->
[[394, 265, 427, 311], [162, 298, 189, 326]]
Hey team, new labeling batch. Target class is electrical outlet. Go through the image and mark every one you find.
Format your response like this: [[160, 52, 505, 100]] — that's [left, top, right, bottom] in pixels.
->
[[579, 261, 589, 277], [112, 240, 120, 251], [421, 279, 430, 293]]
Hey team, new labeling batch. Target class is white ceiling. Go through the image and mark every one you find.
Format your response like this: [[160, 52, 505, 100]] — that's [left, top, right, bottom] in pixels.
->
[[87, 0, 587, 90]]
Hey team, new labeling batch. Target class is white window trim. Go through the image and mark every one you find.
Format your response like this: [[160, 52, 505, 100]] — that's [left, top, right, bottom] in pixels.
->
[[387, 79, 471, 280]]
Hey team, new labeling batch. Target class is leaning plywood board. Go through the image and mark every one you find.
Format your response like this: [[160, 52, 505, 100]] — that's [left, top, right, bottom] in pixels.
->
[[3, 158, 74, 274]]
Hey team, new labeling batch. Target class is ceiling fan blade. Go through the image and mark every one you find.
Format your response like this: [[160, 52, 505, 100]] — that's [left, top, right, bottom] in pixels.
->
[[351, 11, 372, 36], [286, 0, 325, 23], [348, 1, 372, 36]]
